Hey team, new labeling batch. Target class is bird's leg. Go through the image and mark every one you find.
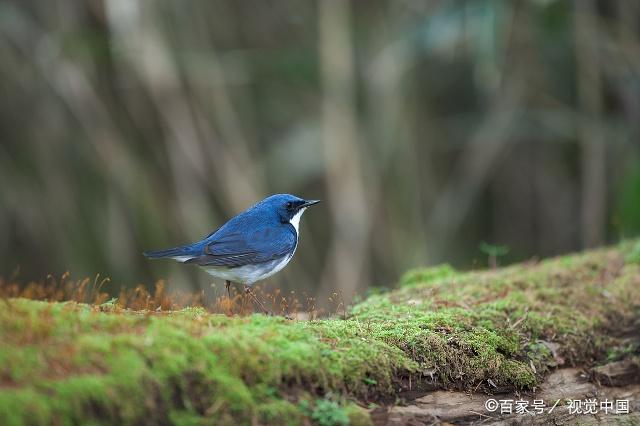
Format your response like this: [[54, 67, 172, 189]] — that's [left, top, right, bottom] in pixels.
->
[[225, 280, 232, 299], [244, 285, 272, 316], [223, 280, 236, 316]]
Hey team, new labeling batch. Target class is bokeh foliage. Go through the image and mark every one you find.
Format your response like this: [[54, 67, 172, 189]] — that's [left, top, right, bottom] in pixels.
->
[[0, 0, 639, 298]]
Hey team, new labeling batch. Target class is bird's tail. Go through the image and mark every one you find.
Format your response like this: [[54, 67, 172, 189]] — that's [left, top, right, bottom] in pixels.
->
[[143, 244, 200, 262]]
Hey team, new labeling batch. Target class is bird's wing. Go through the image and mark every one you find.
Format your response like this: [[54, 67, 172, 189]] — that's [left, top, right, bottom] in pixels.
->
[[185, 225, 296, 268]]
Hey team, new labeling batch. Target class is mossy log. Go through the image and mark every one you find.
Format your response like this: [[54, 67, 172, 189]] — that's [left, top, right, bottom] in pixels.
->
[[1, 241, 639, 425]]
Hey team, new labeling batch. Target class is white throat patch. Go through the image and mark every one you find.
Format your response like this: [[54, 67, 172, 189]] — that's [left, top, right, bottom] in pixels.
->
[[289, 207, 307, 234]]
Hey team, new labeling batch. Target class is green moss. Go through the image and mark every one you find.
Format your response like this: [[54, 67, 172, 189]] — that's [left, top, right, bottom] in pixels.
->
[[1, 242, 639, 424], [344, 403, 372, 426], [350, 242, 639, 390], [258, 399, 305, 425], [168, 410, 206, 426], [400, 264, 457, 288]]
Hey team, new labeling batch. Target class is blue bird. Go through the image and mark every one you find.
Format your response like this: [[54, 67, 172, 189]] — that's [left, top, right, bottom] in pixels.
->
[[143, 194, 320, 307]]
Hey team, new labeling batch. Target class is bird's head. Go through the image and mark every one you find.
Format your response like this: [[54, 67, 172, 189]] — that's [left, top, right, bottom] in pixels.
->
[[262, 194, 320, 230]]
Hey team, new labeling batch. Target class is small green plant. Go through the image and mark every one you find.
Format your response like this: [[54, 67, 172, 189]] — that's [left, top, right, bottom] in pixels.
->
[[605, 342, 639, 362], [311, 399, 349, 426], [624, 240, 640, 264], [479, 242, 510, 269]]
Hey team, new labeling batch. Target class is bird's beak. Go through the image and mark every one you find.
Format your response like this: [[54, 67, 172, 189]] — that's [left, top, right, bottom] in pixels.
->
[[300, 199, 321, 209]]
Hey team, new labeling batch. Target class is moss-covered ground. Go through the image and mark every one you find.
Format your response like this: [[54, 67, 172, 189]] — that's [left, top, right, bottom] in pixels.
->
[[1, 241, 639, 425]]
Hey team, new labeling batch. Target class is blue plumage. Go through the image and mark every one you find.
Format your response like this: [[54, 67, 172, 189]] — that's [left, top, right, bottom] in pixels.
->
[[144, 194, 319, 287]]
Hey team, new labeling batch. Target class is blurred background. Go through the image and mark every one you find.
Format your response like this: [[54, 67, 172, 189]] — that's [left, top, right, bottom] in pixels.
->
[[1, 0, 639, 303]]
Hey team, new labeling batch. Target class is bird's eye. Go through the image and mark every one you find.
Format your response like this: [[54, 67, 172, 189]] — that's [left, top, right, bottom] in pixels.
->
[[286, 202, 293, 210]]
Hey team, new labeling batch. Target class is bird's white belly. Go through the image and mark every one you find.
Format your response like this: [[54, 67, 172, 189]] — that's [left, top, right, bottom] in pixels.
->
[[202, 253, 294, 285]]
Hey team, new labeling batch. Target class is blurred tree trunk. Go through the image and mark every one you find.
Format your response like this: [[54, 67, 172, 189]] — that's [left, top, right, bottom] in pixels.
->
[[575, 0, 606, 248], [318, 0, 370, 298]]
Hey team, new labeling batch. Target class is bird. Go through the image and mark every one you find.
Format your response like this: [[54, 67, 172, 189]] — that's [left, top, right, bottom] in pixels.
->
[[143, 194, 320, 312]]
